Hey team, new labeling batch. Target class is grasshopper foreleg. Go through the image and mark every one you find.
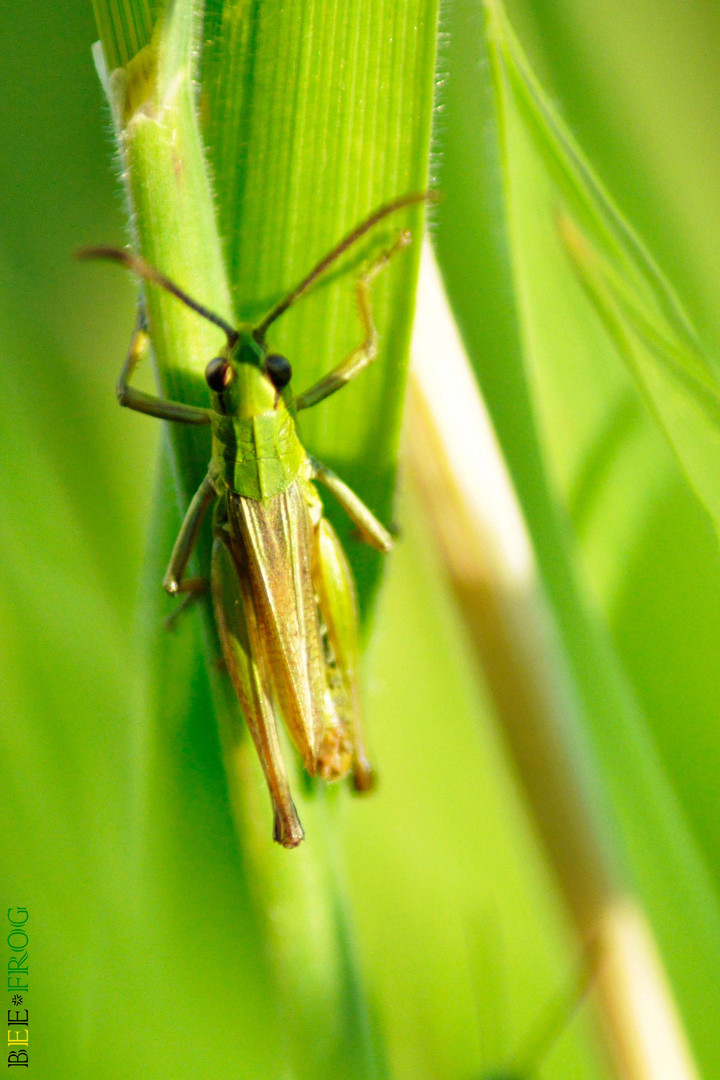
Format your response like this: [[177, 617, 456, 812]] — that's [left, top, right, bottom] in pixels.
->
[[310, 458, 393, 553], [294, 229, 412, 411], [117, 309, 212, 426], [163, 474, 217, 595]]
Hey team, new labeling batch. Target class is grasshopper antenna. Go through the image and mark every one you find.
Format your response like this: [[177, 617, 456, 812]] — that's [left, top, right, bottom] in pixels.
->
[[254, 190, 437, 340], [77, 246, 239, 348]]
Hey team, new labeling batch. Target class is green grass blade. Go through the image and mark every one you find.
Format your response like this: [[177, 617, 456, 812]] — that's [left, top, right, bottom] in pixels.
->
[[558, 213, 720, 537], [90, 0, 153, 68], [440, 2, 720, 1073], [88, 2, 438, 1077], [488, 1, 720, 538], [201, 0, 438, 608], [199, 4, 438, 1069]]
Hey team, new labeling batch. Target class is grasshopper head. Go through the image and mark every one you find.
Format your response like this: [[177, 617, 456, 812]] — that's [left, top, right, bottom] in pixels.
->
[[205, 327, 293, 414]]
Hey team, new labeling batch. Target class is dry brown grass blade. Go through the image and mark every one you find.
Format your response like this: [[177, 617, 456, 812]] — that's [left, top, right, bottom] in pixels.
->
[[407, 242, 700, 1080]]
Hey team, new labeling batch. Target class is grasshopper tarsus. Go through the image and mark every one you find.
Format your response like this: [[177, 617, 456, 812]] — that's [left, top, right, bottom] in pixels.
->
[[163, 573, 206, 596], [273, 805, 305, 849], [351, 762, 375, 794]]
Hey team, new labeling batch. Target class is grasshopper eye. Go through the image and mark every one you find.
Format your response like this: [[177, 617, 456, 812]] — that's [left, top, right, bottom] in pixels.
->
[[205, 357, 233, 392], [265, 353, 292, 391]]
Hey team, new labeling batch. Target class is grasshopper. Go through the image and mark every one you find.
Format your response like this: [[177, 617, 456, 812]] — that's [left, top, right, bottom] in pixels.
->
[[80, 192, 427, 847]]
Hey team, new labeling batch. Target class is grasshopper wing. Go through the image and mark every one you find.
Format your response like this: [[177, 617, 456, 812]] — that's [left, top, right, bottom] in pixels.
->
[[211, 530, 305, 848], [227, 481, 350, 779]]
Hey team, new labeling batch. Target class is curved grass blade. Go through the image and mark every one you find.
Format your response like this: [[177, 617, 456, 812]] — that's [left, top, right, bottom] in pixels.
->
[[89, 1, 438, 1077], [487, 0, 720, 538]]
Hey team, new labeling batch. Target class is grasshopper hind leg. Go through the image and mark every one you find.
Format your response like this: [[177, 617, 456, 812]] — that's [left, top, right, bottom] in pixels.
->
[[211, 527, 305, 848], [312, 515, 375, 794]]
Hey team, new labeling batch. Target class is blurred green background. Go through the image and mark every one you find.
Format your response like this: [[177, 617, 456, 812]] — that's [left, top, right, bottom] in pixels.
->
[[2, 1, 720, 1077]]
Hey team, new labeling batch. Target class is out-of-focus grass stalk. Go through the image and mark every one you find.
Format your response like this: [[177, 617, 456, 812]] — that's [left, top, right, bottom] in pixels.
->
[[407, 243, 700, 1080]]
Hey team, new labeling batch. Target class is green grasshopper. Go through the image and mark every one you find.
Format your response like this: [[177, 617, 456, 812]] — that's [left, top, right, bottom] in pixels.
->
[[80, 192, 427, 848]]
